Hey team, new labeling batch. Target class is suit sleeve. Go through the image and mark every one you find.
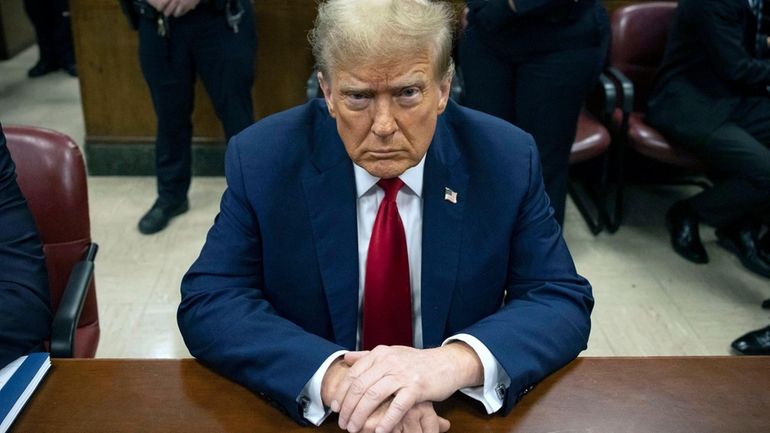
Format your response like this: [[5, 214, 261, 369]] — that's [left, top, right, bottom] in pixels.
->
[[460, 140, 593, 414], [691, 0, 770, 88], [0, 128, 51, 368], [177, 135, 345, 424]]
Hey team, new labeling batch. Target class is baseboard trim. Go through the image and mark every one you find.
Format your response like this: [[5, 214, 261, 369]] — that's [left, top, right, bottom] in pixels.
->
[[85, 142, 226, 176]]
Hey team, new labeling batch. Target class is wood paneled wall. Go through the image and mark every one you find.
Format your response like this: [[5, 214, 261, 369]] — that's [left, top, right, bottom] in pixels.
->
[[71, 0, 317, 143], [71, 0, 660, 147], [0, 0, 35, 59]]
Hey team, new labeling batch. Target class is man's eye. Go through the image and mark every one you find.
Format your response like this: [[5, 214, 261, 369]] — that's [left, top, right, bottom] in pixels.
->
[[401, 88, 420, 98]]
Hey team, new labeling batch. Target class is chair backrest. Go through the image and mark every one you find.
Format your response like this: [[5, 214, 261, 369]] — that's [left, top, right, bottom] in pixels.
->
[[610, 2, 677, 111], [4, 125, 100, 358]]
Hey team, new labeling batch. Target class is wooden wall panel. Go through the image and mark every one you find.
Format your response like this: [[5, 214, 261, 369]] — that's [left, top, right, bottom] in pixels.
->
[[0, 0, 35, 59], [70, 0, 317, 144]]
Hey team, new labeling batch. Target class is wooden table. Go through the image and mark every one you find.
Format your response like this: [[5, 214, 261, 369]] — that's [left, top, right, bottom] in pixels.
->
[[11, 357, 770, 432]]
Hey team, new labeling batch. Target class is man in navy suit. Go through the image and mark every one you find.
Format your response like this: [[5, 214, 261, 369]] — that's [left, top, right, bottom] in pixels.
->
[[0, 124, 52, 368], [178, 1, 593, 432]]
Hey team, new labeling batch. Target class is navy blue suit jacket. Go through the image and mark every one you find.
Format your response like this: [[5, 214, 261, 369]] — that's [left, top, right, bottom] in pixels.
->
[[178, 100, 593, 423], [0, 125, 51, 368]]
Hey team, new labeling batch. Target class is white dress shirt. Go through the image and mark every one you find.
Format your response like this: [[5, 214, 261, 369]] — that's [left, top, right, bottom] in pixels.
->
[[299, 157, 511, 424]]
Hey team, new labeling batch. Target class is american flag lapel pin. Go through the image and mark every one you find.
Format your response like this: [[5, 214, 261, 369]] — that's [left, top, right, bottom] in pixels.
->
[[444, 187, 458, 204]]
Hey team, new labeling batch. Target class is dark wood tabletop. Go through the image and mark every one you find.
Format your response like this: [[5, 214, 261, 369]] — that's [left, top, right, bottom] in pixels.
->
[[10, 357, 770, 433]]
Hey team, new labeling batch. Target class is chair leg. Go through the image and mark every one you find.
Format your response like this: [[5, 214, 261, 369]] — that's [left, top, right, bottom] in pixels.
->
[[602, 128, 626, 233], [569, 150, 612, 235], [568, 179, 604, 235]]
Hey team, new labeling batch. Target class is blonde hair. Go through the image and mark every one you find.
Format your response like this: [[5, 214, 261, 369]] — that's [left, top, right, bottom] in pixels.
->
[[309, 0, 455, 81]]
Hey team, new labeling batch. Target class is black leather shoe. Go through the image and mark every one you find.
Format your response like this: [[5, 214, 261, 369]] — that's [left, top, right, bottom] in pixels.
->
[[27, 60, 58, 78], [63, 63, 77, 77], [665, 201, 708, 263], [758, 232, 770, 264], [731, 325, 770, 355], [715, 226, 770, 278], [138, 199, 189, 235]]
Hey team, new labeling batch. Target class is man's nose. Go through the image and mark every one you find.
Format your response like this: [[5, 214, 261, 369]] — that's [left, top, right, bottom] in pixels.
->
[[371, 99, 397, 137]]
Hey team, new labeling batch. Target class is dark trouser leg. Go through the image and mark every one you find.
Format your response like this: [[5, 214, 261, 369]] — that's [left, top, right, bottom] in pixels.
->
[[53, 0, 75, 67], [138, 18, 195, 207], [192, 1, 257, 141], [512, 46, 606, 226], [459, 25, 606, 226], [458, 26, 518, 124], [687, 98, 770, 228], [23, 0, 56, 65]]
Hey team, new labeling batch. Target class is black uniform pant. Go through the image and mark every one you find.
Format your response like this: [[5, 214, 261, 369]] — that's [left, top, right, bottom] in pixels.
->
[[23, 0, 74, 67], [686, 97, 770, 228], [458, 26, 607, 226], [138, 2, 256, 207]]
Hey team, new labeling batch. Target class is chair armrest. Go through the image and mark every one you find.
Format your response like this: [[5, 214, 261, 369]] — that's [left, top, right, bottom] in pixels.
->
[[596, 72, 617, 119], [605, 67, 634, 115], [50, 243, 98, 358], [585, 71, 617, 121]]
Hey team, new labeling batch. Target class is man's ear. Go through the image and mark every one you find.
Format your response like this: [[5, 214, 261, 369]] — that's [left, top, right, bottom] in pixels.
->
[[318, 71, 335, 118], [436, 74, 452, 115]]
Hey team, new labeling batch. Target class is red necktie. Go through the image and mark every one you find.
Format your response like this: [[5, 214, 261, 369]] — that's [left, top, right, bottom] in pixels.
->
[[362, 178, 413, 350]]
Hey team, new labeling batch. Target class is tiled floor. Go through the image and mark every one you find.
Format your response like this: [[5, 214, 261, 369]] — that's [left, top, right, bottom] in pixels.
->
[[2, 46, 768, 359]]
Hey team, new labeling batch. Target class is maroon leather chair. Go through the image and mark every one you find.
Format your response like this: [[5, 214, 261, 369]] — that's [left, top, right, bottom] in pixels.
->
[[607, 2, 707, 229], [4, 125, 100, 358]]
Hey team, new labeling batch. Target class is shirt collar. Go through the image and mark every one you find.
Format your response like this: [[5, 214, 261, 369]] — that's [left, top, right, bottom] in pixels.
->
[[353, 154, 426, 199]]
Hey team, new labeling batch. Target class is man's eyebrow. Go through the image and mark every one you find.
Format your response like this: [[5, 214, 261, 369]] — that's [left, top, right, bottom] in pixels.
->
[[338, 84, 374, 94]]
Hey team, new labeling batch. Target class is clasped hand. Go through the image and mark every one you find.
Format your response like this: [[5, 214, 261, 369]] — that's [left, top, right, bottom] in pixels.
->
[[147, 0, 201, 18], [322, 344, 483, 433]]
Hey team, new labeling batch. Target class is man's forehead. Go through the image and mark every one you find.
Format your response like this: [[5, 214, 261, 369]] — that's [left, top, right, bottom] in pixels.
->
[[335, 63, 431, 88], [331, 52, 435, 87]]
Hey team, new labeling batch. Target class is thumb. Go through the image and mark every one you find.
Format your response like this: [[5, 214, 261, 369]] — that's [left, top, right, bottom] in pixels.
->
[[343, 350, 370, 365], [439, 417, 451, 432]]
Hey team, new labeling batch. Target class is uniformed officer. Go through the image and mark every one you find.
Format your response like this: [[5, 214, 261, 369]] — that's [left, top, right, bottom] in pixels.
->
[[129, 0, 257, 234]]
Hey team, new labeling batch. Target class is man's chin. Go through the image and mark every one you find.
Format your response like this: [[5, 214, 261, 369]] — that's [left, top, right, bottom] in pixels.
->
[[360, 160, 411, 179]]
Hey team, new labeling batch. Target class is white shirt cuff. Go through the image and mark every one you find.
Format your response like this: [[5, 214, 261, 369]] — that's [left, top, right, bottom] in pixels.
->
[[442, 334, 511, 414], [298, 350, 349, 425]]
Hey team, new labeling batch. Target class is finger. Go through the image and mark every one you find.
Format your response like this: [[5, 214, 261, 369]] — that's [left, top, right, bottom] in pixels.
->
[[344, 350, 370, 365], [438, 417, 450, 432], [162, 0, 177, 16], [401, 408, 422, 433], [420, 409, 443, 433], [335, 353, 377, 422], [344, 378, 403, 433], [338, 356, 394, 429], [376, 390, 418, 433]]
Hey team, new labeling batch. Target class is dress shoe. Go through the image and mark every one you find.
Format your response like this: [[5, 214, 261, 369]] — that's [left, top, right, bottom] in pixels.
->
[[758, 232, 770, 264], [138, 199, 189, 235], [63, 63, 78, 77], [665, 201, 708, 263], [715, 226, 770, 278], [731, 325, 770, 355], [27, 60, 58, 78]]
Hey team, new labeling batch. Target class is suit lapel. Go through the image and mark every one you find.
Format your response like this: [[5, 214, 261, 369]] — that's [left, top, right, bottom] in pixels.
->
[[421, 115, 469, 347], [302, 111, 359, 350]]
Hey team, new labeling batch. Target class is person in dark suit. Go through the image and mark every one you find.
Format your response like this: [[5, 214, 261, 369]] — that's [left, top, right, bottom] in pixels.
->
[[0, 124, 52, 368], [178, 1, 593, 431], [131, 0, 256, 234], [23, 0, 77, 77], [647, 0, 770, 277], [457, 0, 610, 226]]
